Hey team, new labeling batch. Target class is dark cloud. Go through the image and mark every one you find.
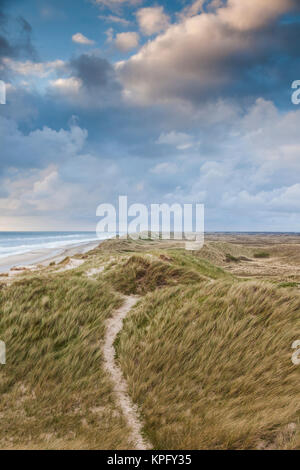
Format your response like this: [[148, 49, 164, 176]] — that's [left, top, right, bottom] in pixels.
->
[[70, 54, 116, 88], [0, 34, 13, 58], [0, 1, 36, 69], [16, 16, 36, 59], [46, 53, 122, 109]]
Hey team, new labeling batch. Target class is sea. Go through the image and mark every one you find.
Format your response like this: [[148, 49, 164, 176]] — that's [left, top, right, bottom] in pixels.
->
[[0, 232, 102, 259]]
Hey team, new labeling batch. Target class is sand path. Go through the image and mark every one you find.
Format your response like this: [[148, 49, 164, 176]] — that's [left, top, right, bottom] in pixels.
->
[[103, 296, 151, 450]]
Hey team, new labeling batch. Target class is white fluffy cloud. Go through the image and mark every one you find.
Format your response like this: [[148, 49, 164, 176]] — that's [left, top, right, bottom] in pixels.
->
[[136, 6, 170, 36], [119, 0, 296, 105], [115, 32, 139, 52], [218, 0, 294, 31], [51, 77, 82, 95], [2, 58, 65, 77], [72, 33, 95, 45]]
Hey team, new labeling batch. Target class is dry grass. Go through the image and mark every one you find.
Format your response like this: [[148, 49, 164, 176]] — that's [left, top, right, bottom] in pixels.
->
[[0, 274, 135, 449], [117, 281, 300, 449], [0, 235, 299, 449], [105, 255, 207, 295]]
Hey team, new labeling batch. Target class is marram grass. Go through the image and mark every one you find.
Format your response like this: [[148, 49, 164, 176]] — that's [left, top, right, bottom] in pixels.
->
[[0, 237, 299, 449], [117, 281, 300, 449]]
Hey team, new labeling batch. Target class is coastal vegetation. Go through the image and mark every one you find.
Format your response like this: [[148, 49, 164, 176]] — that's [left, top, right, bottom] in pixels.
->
[[0, 236, 299, 449]]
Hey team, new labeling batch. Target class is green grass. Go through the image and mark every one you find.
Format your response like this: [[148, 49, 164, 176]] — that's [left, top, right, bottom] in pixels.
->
[[254, 252, 270, 259], [225, 253, 240, 263], [167, 250, 231, 280], [278, 282, 299, 288]]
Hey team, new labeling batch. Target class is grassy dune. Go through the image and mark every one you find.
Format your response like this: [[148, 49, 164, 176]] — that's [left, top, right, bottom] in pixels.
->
[[117, 282, 300, 449], [0, 272, 131, 449], [0, 237, 299, 449]]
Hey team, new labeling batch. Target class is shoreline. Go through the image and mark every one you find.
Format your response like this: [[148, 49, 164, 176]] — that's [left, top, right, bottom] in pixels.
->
[[0, 240, 100, 273], [1, 231, 300, 274]]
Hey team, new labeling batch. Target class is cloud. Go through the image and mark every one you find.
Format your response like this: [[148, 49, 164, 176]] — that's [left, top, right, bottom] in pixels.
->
[[3, 91, 300, 230], [222, 184, 300, 213], [181, 0, 205, 17], [0, 165, 80, 216], [93, 0, 140, 6], [118, 0, 298, 105], [115, 32, 139, 52], [0, 3, 37, 68], [0, 34, 14, 59], [72, 33, 95, 45], [98, 14, 130, 26], [51, 77, 82, 95], [136, 6, 170, 36], [0, 117, 104, 223], [3, 58, 65, 77], [0, 116, 126, 228], [150, 162, 178, 175], [156, 131, 195, 150], [0, 2, 38, 90], [39, 5, 65, 20], [105, 28, 114, 43], [0, 117, 88, 171], [3, 0, 300, 231], [70, 54, 114, 87], [219, 0, 295, 31], [47, 54, 122, 107], [133, 97, 300, 230], [92, 0, 141, 12]]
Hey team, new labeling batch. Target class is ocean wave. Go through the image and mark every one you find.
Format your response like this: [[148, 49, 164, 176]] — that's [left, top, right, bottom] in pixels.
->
[[0, 236, 101, 259], [0, 233, 94, 243]]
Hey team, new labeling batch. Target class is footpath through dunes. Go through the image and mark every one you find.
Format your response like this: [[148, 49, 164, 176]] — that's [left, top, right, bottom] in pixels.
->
[[103, 296, 151, 450]]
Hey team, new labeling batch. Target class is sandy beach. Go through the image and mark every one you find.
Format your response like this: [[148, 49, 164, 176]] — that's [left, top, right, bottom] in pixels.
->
[[0, 240, 100, 273]]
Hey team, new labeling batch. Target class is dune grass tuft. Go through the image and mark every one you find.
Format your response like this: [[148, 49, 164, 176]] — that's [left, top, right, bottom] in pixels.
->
[[254, 252, 270, 259], [105, 255, 207, 295]]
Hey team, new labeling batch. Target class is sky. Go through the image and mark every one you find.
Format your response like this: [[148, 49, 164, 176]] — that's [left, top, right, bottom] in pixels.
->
[[1, 0, 300, 231]]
